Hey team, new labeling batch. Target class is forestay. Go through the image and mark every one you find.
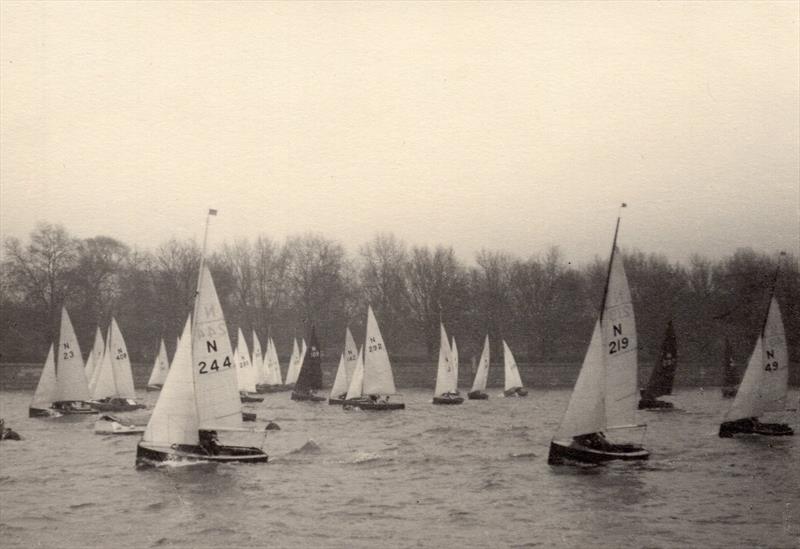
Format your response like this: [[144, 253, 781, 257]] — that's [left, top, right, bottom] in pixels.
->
[[362, 306, 397, 395]]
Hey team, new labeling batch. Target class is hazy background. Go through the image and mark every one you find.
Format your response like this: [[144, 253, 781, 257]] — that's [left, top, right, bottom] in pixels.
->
[[2, 1, 798, 263]]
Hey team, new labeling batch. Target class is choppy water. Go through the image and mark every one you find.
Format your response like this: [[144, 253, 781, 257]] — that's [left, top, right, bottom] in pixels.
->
[[1, 388, 798, 548]]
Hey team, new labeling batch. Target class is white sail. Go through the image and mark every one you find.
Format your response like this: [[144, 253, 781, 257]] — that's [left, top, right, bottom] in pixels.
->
[[300, 338, 308, 364], [84, 326, 104, 381], [345, 346, 365, 400], [90, 329, 115, 399], [556, 321, 606, 439], [266, 337, 283, 385], [31, 344, 57, 409], [470, 335, 491, 392], [343, 327, 358, 387], [285, 338, 301, 384], [193, 265, 242, 431], [109, 317, 136, 399], [56, 307, 90, 402], [434, 324, 456, 396], [235, 328, 256, 393], [252, 330, 266, 384], [601, 249, 638, 429], [363, 306, 397, 395], [330, 353, 348, 397], [147, 339, 169, 387], [142, 316, 198, 446], [725, 297, 789, 420], [503, 341, 524, 391]]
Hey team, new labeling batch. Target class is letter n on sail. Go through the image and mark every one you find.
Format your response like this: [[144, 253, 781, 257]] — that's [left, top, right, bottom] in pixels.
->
[[207, 340, 217, 353], [613, 323, 623, 337]]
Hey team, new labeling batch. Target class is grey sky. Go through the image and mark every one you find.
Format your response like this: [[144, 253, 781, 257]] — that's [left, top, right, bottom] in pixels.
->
[[1, 1, 798, 264]]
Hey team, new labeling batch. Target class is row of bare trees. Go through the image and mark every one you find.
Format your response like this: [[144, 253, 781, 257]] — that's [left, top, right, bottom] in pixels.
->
[[2, 223, 798, 377]]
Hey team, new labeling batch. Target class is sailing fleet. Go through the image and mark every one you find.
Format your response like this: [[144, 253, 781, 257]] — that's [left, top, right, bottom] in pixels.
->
[[18, 210, 795, 466]]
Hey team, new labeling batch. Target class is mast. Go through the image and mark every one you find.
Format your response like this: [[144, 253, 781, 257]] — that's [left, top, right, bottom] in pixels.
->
[[191, 208, 217, 425], [760, 252, 785, 337], [599, 204, 625, 321]]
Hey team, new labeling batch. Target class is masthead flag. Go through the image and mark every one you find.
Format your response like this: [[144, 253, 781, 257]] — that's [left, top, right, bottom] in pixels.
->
[[208, 209, 218, 216]]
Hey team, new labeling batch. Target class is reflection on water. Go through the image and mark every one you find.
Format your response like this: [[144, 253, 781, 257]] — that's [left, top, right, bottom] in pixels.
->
[[0, 388, 798, 548]]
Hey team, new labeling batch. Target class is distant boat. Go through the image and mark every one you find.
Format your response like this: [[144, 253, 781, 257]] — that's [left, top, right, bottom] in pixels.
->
[[502, 341, 528, 397], [235, 328, 263, 403], [30, 308, 95, 417], [146, 338, 170, 391], [0, 418, 21, 441], [256, 336, 289, 392], [721, 338, 739, 398], [291, 326, 325, 402], [467, 335, 490, 400], [719, 271, 793, 438], [343, 306, 404, 411], [84, 327, 105, 383], [638, 321, 677, 410], [284, 338, 302, 389], [94, 414, 145, 435], [136, 210, 268, 467], [89, 317, 146, 412], [329, 328, 359, 405], [548, 213, 649, 465], [343, 346, 365, 404], [433, 323, 463, 405]]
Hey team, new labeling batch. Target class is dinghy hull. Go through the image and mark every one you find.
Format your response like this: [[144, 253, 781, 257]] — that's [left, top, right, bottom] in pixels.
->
[[242, 412, 256, 422], [467, 390, 488, 400], [90, 398, 146, 412], [342, 398, 405, 411], [548, 440, 650, 465], [328, 396, 347, 405], [638, 398, 674, 410], [291, 391, 325, 402], [135, 443, 268, 468], [239, 393, 264, 403], [255, 383, 290, 393], [29, 407, 61, 418], [53, 401, 97, 415], [433, 394, 464, 405], [718, 418, 794, 438], [503, 387, 528, 397]]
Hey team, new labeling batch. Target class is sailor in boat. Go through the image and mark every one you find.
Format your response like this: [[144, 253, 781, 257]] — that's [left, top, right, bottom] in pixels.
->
[[53, 400, 95, 414], [200, 430, 220, 455], [0, 419, 21, 441], [572, 432, 640, 453]]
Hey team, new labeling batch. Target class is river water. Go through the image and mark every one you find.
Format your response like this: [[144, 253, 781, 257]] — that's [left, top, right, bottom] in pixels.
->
[[1, 388, 798, 548]]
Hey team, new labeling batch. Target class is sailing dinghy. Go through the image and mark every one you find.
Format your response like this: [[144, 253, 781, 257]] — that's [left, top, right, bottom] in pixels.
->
[[291, 326, 325, 402], [343, 306, 405, 410], [89, 317, 146, 412], [432, 324, 463, 405], [146, 338, 170, 391], [84, 327, 105, 383], [136, 212, 268, 466], [283, 338, 302, 389], [638, 321, 678, 410], [719, 270, 793, 437], [235, 329, 263, 403], [502, 341, 528, 397], [468, 335, 491, 400], [257, 336, 289, 392], [721, 338, 739, 398], [329, 328, 359, 404], [548, 213, 649, 465]]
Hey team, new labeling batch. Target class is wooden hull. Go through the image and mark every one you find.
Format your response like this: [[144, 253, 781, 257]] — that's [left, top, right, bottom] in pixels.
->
[[90, 399, 146, 412], [467, 390, 488, 400], [136, 442, 268, 468], [328, 397, 347, 405], [719, 418, 794, 438], [503, 387, 528, 397], [548, 440, 650, 465], [239, 393, 264, 403], [255, 383, 291, 393], [291, 391, 325, 402], [342, 399, 405, 411], [638, 398, 674, 410], [433, 395, 464, 405]]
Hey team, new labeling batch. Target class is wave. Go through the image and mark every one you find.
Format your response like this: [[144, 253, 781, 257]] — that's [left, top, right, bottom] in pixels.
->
[[508, 451, 538, 460], [288, 440, 322, 455], [67, 502, 95, 510], [349, 452, 394, 466]]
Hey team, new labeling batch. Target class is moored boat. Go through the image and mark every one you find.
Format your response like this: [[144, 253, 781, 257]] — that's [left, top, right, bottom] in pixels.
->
[[548, 210, 649, 465], [719, 265, 793, 438], [638, 320, 677, 410]]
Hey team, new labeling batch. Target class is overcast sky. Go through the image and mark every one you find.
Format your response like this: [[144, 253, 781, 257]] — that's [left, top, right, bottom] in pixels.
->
[[1, 1, 798, 264]]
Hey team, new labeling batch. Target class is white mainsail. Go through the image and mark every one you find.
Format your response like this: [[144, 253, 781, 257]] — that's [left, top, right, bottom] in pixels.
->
[[434, 324, 456, 396], [235, 328, 257, 393], [84, 326, 104, 381], [266, 337, 283, 385], [32, 344, 57, 409], [142, 317, 197, 446], [470, 335, 491, 393], [56, 307, 90, 402], [193, 265, 242, 431], [602, 249, 638, 429], [89, 328, 115, 399], [556, 322, 606, 439], [109, 317, 136, 399], [343, 327, 359, 387], [363, 306, 397, 395], [285, 338, 301, 385], [725, 297, 788, 421], [503, 341, 524, 391], [252, 330, 266, 384], [345, 347, 365, 400], [147, 339, 169, 387], [330, 353, 348, 397]]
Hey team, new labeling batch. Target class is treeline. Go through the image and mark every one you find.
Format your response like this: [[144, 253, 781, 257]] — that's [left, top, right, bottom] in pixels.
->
[[1, 223, 798, 379]]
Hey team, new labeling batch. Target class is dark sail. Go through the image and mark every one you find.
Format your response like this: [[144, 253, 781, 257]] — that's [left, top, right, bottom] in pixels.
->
[[295, 326, 323, 391], [643, 320, 678, 399], [721, 338, 738, 389]]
